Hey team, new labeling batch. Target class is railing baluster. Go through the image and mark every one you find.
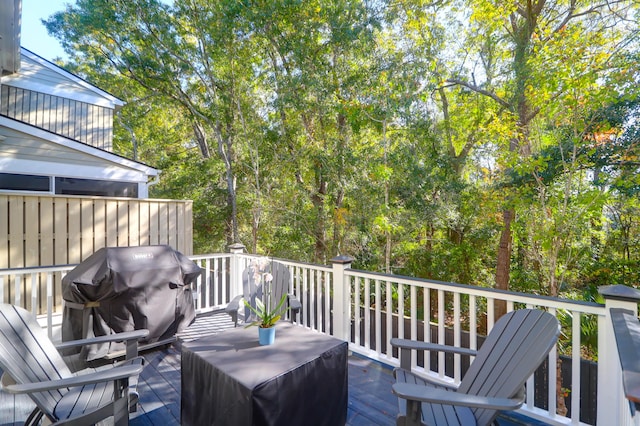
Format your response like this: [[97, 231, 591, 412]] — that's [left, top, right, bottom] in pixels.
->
[[386, 279, 392, 357], [196, 259, 204, 310], [324, 270, 331, 332], [364, 277, 371, 350], [424, 287, 430, 373], [303, 269, 309, 328], [375, 279, 381, 356], [310, 267, 315, 329], [317, 268, 322, 330], [316, 269, 323, 332], [354, 276, 361, 345], [398, 281, 404, 343], [437, 289, 445, 378], [14, 274, 21, 307], [549, 307, 558, 419], [410, 284, 417, 370], [469, 295, 477, 352], [487, 297, 495, 331], [453, 292, 461, 383], [526, 303, 535, 410], [294, 266, 301, 325], [30, 273, 37, 314], [221, 257, 227, 306], [571, 311, 581, 425], [46, 273, 53, 339]]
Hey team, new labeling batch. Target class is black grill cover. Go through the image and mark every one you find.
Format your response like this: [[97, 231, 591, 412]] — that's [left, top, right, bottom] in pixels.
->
[[62, 245, 200, 360]]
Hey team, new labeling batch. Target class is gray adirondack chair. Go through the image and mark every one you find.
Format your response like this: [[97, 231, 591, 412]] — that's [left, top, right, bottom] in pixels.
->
[[0, 303, 148, 426], [226, 260, 301, 326], [391, 309, 560, 426]]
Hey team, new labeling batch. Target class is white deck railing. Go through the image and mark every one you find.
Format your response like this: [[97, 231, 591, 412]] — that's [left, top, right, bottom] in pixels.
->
[[1, 249, 638, 426]]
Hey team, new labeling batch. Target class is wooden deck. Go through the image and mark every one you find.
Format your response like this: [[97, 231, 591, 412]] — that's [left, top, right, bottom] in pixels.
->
[[1, 310, 550, 425]]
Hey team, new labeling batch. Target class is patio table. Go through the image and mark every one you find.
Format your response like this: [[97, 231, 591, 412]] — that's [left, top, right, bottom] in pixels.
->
[[181, 321, 348, 426]]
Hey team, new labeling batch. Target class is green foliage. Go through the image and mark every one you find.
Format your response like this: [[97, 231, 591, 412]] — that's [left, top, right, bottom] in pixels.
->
[[43, 0, 640, 309], [243, 294, 289, 329]]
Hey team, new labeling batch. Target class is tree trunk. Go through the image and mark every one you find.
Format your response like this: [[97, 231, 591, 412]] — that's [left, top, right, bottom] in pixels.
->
[[557, 357, 568, 416], [494, 209, 513, 319], [312, 167, 327, 263]]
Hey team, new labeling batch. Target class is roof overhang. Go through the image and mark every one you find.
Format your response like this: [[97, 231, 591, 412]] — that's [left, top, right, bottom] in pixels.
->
[[0, 115, 159, 177], [18, 48, 125, 109]]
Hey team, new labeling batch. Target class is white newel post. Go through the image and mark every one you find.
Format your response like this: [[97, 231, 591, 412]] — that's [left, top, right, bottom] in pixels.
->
[[598, 285, 640, 426], [228, 243, 246, 302], [331, 255, 353, 341]]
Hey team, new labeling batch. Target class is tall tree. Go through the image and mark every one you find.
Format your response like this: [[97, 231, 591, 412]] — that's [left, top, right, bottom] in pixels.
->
[[46, 0, 262, 244]]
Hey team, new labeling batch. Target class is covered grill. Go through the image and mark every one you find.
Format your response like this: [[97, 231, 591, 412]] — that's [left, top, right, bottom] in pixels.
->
[[62, 245, 200, 360]]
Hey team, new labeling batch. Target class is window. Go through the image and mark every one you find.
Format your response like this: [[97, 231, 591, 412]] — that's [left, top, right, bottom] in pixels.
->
[[55, 177, 138, 197], [0, 173, 138, 197], [0, 173, 50, 191]]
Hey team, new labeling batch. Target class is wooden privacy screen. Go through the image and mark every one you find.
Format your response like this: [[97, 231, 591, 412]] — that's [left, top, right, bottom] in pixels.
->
[[0, 194, 193, 311]]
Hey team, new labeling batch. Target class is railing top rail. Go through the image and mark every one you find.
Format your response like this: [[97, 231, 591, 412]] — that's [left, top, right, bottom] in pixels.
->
[[0, 264, 78, 275], [346, 268, 605, 315], [188, 253, 231, 261], [235, 254, 333, 272]]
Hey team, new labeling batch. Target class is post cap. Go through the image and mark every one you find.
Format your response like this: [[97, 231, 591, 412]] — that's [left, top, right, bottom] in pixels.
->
[[598, 285, 640, 302], [331, 255, 354, 265], [228, 243, 246, 252]]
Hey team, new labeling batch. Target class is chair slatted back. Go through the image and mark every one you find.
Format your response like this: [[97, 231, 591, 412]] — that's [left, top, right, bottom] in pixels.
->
[[242, 261, 291, 319], [269, 262, 291, 312], [459, 309, 559, 426], [0, 304, 72, 417]]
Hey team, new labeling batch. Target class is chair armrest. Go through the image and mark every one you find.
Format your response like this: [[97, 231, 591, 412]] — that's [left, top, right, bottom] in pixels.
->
[[391, 338, 478, 371], [392, 383, 524, 410], [391, 338, 478, 357], [287, 294, 302, 311], [55, 329, 149, 351], [225, 295, 244, 326], [225, 295, 243, 314], [394, 368, 459, 391], [4, 364, 144, 394]]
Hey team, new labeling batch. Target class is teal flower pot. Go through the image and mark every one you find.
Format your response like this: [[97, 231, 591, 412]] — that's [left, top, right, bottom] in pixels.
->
[[258, 326, 276, 345]]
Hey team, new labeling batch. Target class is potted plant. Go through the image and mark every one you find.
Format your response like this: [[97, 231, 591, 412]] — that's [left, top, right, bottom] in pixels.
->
[[244, 294, 289, 345], [243, 259, 290, 345]]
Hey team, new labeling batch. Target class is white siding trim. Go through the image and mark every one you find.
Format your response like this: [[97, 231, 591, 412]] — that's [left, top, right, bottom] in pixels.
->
[[0, 116, 158, 176], [0, 157, 148, 182], [20, 48, 124, 107]]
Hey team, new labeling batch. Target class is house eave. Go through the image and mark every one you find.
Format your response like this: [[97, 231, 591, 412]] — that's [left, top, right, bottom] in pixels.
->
[[19, 48, 125, 108], [0, 115, 158, 176]]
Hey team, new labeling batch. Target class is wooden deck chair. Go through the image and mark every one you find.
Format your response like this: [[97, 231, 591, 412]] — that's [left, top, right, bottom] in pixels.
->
[[391, 309, 560, 426], [226, 260, 301, 326], [0, 303, 148, 426]]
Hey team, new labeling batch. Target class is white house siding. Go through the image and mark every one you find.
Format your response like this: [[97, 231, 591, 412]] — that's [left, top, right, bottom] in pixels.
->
[[1, 53, 117, 107], [0, 50, 120, 151], [0, 124, 150, 187]]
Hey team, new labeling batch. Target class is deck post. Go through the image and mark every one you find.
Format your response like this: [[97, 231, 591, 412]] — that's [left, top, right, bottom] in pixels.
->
[[331, 255, 353, 341], [228, 243, 246, 301], [598, 285, 640, 426]]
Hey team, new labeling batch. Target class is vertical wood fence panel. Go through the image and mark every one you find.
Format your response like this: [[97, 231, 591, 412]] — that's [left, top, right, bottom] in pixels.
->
[[0, 194, 193, 312]]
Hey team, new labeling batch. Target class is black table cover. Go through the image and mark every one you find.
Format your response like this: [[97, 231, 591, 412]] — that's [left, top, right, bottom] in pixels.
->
[[181, 322, 348, 426]]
